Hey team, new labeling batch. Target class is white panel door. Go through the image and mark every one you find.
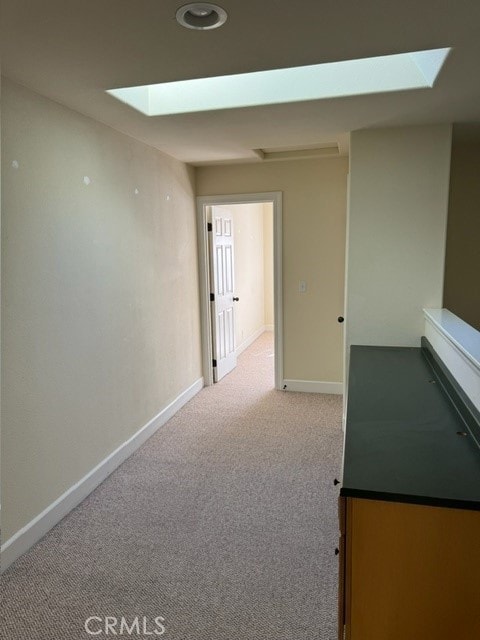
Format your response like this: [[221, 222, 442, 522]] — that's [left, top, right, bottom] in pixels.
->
[[209, 208, 237, 381]]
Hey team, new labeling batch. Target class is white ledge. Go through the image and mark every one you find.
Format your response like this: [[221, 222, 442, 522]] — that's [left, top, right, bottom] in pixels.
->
[[424, 309, 480, 371], [424, 308, 480, 412]]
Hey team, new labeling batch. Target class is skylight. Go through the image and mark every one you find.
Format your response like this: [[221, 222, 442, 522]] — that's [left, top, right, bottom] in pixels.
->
[[107, 48, 450, 117]]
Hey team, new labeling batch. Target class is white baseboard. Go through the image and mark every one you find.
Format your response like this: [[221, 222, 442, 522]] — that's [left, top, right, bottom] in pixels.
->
[[282, 379, 343, 395], [264, 324, 274, 332], [235, 326, 269, 357], [0, 377, 204, 573]]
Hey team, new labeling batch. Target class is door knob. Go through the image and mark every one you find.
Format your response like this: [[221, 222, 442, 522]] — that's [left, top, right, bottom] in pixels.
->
[[233, 297, 240, 302]]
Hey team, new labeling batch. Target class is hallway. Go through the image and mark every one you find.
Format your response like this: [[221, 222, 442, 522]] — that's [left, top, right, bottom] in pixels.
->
[[0, 332, 344, 640]]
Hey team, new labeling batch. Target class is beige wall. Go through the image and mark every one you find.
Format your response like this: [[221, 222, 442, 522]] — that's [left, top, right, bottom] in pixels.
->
[[346, 125, 452, 350], [196, 157, 348, 382], [443, 139, 480, 331], [1, 79, 202, 541]]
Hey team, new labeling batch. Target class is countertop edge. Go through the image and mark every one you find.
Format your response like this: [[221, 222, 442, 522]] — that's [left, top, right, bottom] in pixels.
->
[[339, 487, 480, 511]]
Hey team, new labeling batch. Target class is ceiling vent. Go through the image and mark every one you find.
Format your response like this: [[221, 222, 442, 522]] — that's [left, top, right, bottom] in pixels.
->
[[254, 144, 340, 162]]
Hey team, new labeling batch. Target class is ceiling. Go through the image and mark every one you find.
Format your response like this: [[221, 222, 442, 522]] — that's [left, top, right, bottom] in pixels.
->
[[2, 0, 480, 165]]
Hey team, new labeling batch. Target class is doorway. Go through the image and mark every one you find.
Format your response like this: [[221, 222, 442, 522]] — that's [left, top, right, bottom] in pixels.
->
[[197, 192, 283, 389]]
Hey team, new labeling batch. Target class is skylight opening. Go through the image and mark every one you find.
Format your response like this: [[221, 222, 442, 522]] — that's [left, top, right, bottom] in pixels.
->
[[107, 48, 451, 117]]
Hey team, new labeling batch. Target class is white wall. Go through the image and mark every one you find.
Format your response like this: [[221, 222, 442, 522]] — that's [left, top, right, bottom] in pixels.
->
[[346, 125, 452, 350], [1, 79, 202, 543]]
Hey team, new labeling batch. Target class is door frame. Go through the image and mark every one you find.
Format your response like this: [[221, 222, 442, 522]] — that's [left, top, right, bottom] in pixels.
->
[[197, 191, 283, 389]]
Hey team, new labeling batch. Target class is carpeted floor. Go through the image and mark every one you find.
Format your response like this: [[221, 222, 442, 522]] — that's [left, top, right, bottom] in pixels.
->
[[0, 332, 344, 639]]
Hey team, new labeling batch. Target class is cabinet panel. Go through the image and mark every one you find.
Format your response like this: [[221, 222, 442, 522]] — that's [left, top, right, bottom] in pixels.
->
[[346, 498, 480, 640], [337, 497, 347, 640]]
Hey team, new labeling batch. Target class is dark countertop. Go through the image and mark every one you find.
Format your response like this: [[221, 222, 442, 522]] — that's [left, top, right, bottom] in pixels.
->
[[341, 344, 480, 510]]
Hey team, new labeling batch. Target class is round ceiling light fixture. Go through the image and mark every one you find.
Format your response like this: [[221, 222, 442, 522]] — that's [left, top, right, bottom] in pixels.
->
[[176, 3, 228, 30]]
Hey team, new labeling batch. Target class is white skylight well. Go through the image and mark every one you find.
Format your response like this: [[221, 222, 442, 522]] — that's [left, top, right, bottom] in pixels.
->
[[107, 48, 451, 117]]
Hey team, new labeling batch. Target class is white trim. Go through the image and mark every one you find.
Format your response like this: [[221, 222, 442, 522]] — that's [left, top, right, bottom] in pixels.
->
[[424, 309, 480, 412], [282, 379, 343, 394], [235, 326, 267, 357], [342, 167, 351, 431], [197, 192, 283, 390], [424, 308, 480, 371], [0, 377, 204, 573], [197, 202, 214, 387], [264, 324, 274, 332]]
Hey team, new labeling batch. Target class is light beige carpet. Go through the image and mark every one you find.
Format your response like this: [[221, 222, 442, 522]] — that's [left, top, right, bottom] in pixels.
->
[[0, 332, 343, 639]]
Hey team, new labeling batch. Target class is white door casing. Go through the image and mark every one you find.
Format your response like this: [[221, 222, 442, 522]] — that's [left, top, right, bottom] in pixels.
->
[[209, 208, 237, 381], [197, 191, 283, 389]]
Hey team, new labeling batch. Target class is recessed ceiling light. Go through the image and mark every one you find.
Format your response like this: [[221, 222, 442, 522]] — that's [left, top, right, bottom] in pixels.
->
[[176, 3, 228, 30], [107, 48, 451, 117]]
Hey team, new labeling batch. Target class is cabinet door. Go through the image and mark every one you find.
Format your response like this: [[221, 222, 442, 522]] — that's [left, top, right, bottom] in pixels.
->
[[337, 497, 346, 640], [345, 498, 480, 640]]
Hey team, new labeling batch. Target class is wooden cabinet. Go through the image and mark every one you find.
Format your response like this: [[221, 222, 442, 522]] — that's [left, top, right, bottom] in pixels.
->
[[340, 343, 480, 639], [338, 497, 480, 640]]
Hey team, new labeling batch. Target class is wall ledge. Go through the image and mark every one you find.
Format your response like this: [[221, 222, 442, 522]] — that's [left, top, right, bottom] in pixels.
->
[[424, 308, 480, 411]]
